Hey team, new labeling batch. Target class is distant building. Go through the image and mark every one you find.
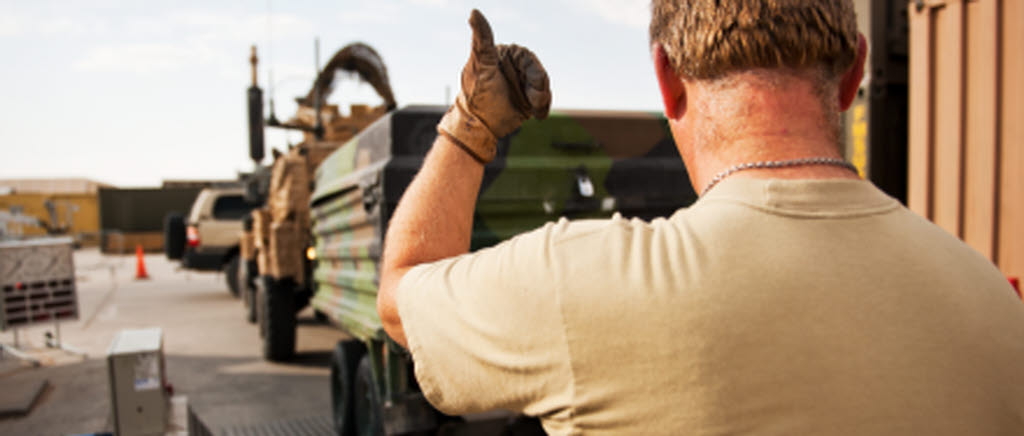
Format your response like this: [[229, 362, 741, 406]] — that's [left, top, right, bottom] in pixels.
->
[[0, 178, 236, 250], [0, 178, 109, 244], [161, 179, 242, 190], [0, 178, 112, 195]]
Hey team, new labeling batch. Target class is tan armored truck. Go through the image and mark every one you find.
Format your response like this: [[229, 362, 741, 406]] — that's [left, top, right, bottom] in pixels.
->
[[239, 44, 396, 361]]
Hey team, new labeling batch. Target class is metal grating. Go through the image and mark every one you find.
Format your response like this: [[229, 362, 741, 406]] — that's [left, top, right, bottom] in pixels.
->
[[220, 415, 333, 436], [1, 278, 77, 328], [188, 404, 333, 436], [0, 237, 79, 331]]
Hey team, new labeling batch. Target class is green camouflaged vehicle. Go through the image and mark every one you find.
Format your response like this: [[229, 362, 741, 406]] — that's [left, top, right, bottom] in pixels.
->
[[310, 105, 696, 434]]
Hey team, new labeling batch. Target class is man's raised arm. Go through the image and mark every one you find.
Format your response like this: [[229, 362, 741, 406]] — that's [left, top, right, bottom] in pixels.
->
[[377, 9, 550, 347]]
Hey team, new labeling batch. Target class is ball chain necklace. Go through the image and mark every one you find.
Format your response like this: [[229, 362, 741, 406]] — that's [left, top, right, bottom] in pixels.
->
[[700, 157, 859, 196]]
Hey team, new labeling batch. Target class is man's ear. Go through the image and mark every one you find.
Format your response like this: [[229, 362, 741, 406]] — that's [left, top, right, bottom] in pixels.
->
[[652, 44, 686, 119], [839, 33, 868, 112]]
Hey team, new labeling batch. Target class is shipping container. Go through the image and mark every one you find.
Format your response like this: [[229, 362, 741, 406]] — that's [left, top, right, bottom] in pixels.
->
[[843, 0, 910, 203], [908, 0, 1024, 279], [98, 187, 202, 253]]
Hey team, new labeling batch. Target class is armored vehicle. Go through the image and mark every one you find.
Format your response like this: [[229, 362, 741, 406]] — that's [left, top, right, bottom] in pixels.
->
[[239, 43, 397, 358], [310, 105, 696, 434]]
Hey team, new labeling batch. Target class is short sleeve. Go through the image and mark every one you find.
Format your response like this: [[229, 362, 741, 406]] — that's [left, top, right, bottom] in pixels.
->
[[395, 221, 574, 419]]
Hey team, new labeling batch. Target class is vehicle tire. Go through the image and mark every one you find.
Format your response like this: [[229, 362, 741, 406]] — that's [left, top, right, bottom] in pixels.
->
[[243, 260, 258, 324], [330, 340, 367, 436], [314, 309, 328, 324], [256, 276, 269, 338], [294, 286, 312, 314], [262, 276, 296, 361], [163, 213, 186, 260], [354, 355, 385, 436], [224, 254, 240, 297]]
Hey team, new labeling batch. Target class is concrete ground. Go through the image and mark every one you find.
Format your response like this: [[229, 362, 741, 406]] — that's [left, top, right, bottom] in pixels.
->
[[0, 248, 348, 435]]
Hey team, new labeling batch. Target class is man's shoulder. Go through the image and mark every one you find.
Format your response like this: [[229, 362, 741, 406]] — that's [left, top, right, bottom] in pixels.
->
[[537, 212, 689, 247]]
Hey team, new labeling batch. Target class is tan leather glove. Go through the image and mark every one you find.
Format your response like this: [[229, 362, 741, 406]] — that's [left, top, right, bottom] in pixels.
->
[[438, 9, 551, 163]]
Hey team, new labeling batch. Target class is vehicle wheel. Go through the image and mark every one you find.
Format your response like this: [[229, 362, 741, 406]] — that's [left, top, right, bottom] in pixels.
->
[[262, 276, 296, 361], [224, 254, 240, 297], [163, 213, 185, 260], [330, 340, 367, 436], [256, 276, 268, 338], [354, 355, 385, 436], [314, 309, 328, 323], [243, 260, 258, 324], [294, 286, 312, 314]]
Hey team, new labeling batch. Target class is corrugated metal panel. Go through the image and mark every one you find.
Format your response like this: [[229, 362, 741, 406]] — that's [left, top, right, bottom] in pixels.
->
[[998, 0, 1024, 278], [311, 187, 382, 341], [908, 0, 935, 217], [908, 0, 1023, 278], [962, 0, 1000, 262]]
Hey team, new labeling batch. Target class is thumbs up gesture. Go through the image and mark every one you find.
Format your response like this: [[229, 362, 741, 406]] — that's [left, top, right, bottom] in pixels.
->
[[438, 9, 551, 163]]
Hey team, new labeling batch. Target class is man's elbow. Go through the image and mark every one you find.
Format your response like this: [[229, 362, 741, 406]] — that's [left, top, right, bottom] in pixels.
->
[[377, 267, 409, 348]]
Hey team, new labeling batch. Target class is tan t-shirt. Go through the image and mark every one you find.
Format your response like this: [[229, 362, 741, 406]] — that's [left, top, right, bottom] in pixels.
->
[[396, 178, 1024, 435]]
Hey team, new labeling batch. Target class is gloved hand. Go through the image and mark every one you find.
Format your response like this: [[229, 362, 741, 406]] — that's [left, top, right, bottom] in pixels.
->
[[438, 9, 551, 163]]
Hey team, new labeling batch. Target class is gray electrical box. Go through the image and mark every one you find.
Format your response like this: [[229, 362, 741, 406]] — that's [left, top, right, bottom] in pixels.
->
[[107, 328, 168, 435]]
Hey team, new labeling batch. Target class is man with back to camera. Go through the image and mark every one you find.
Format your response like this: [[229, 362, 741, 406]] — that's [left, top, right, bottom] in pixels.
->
[[376, 1, 1024, 434]]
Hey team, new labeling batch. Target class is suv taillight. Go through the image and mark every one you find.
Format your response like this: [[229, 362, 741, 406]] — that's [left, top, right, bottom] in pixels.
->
[[186, 225, 200, 247]]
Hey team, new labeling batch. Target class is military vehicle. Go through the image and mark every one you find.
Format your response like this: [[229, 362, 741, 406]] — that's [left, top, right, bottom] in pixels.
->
[[309, 106, 696, 434], [164, 186, 258, 296], [240, 43, 397, 359], [841, 0, 909, 204]]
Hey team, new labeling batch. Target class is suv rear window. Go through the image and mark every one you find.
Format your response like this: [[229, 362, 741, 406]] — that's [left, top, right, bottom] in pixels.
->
[[213, 195, 258, 220]]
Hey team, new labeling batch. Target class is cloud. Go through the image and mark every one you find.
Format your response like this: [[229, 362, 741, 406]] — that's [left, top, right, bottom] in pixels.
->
[[72, 42, 204, 73], [335, 1, 405, 25], [567, 0, 650, 29], [70, 11, 312, 75], [409, 0, 453, 7], [173, 11, 312, 43], [0, 12, 25, 36], [0, 9, 106, 37]]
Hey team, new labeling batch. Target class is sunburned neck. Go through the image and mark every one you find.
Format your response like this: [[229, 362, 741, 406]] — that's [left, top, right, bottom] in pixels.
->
[[681, 76, 860, 190]]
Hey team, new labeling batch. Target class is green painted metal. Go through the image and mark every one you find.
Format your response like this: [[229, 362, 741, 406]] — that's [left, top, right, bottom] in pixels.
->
[[311, 105, 693, 344]]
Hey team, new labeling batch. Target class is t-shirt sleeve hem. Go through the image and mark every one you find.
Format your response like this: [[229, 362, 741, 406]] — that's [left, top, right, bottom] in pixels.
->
[[394, 264, 448, 410]]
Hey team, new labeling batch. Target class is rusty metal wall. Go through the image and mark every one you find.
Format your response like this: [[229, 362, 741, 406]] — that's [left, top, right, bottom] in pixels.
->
[[908, 0, 1024, 279]]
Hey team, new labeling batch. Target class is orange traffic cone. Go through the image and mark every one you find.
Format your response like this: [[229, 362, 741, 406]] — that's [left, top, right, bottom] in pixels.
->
[[135, 244, 150, 280]]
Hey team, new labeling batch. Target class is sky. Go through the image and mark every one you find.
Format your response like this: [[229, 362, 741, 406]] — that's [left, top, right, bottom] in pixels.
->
[[0, 0, 660, 187]]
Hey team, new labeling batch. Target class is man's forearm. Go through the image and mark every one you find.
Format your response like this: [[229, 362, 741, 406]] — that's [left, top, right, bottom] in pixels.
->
[[378, 134, 485, 347], [376, 9, 549, 348]]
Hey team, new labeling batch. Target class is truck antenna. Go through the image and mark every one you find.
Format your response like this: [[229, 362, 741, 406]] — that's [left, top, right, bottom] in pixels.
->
[[250, 45, 259, 87], [265, 0, 280, 126], [313, 37, 324, 140], [267, 68, 279, 125]]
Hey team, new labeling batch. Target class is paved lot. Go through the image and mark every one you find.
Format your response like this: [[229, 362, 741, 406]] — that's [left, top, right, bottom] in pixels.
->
[[0, 248, 348, 435]]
